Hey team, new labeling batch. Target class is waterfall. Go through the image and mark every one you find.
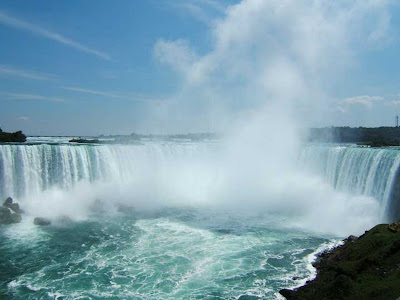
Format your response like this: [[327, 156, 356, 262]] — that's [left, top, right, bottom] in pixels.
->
[[0, 142, 399, 223], [299, 144, 400, 222], [0, 142, 206, 200]]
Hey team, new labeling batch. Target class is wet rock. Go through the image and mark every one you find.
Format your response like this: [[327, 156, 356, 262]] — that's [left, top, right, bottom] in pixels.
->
[[0, 197, 23, 224], [33, 217, 51, 226], [3, 197, 12, 206], [0, 206, 21, 224], [7, 203, 24, 214], [292, 276, 302, 280], [3, 197, 24, 214], [343, 235, 358, 243], [10, 213, 22, 223], [0, 206, 12, 224]]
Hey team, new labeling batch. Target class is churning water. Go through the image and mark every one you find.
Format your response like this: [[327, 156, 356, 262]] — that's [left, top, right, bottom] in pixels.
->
[[0, 139, 398, 299]]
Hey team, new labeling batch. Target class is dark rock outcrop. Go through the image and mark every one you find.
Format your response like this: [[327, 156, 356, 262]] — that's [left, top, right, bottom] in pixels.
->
[[0, 206, 21, 224], [279, 223, 400, 300], [3, 197, 24, 214], [0, 197, 23, 224], [33, 217, 51, 226], [0, 129, 26, 142], [3, 197, 12, 206]]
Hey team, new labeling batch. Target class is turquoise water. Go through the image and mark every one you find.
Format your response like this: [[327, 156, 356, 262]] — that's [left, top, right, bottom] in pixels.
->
[[0, 209, 332, 299], [1, 139, 395, 299]]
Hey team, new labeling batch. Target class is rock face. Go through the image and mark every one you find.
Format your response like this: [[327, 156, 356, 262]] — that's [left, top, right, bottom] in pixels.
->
[[0, 206, 19, 224], [0, 197, 23, 224], [279, 224, 400, 300], [3, 197, 24, 214], [33, 217, 51, 226]]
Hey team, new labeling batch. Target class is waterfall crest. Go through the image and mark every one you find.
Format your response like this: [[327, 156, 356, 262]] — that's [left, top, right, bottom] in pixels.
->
[[1, 142, 399, 223], [299, 144, 400, 221], [0, 143, 205, 200]]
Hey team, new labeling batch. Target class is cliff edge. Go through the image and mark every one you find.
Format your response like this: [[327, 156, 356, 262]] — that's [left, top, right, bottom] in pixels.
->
[[280, 223, 400, 300]]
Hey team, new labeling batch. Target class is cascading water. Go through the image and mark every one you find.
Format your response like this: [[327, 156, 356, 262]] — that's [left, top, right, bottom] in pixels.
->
[[0, 142, 208, 200], [0, 139, 397, 299], [0, 140, 222, 220], [299, 144, 400, 222], [1, 142, 398, 222]]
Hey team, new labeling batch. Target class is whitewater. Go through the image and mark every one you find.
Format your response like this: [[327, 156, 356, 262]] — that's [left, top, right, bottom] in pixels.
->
[[0, 137, 398, 299]]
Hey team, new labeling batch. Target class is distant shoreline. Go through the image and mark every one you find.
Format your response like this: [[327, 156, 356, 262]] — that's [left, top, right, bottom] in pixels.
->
[[309, 126, 400, 147], [6, 126, 400, 147], [0, 128, 26, 143]]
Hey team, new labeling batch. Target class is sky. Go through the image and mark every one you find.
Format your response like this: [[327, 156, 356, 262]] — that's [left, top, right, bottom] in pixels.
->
[[1, 0, 400, 135]]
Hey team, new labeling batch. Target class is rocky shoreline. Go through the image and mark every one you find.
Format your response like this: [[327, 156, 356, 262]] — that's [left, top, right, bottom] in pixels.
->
[[279, 223, 400, 300]]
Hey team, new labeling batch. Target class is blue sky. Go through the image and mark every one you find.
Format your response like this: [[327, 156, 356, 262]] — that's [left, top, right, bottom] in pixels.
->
[[1, 0, 400, 135]]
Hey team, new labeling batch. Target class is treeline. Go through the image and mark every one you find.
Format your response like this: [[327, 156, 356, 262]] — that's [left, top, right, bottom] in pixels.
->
[[309, 127, 400, 146], [0, 128, 26, 143]]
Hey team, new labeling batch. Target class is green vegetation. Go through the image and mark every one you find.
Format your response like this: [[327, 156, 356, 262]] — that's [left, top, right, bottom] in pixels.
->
[[280, 223, 400, 300], [309, 127, 400, 146], [0, 128, 26, 143]]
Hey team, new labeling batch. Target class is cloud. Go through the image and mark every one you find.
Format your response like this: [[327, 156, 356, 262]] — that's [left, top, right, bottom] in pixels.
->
[[341, 95, 384, 108], [61, 87, 128, 99], [16, 116, 29, 121], [61, 86, 163, 103], [154, 39, 198, 74], [0, 10, 110, 60], [161, 0, 227, 24], [152, 0, 392, 131], [386, 100, 400, 106], [336, 95, 384, 113], [0, 65, 56, 80], [0, 92, 66, 102]]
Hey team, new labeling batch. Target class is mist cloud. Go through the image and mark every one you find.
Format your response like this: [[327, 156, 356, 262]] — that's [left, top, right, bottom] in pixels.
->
[[153, 0, 392, 131], [339, 95, 385, 111]]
